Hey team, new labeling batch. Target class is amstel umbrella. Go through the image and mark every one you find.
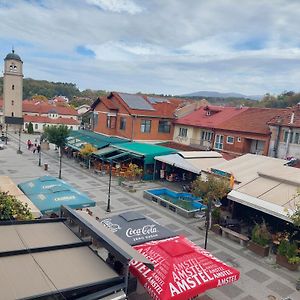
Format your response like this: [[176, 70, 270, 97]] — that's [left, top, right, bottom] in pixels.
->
[[130, 236, 240, 300]]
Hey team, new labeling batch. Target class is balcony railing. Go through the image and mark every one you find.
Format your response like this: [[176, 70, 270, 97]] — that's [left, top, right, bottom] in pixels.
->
[[190, 138, 212, 150]]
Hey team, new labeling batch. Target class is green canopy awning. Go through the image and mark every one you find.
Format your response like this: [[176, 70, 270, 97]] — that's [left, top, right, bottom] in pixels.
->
[[93, 146, 117, 158], [107, 152, 129, 161]]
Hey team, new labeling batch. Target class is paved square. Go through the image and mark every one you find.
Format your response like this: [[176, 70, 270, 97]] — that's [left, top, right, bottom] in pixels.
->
[[2, 135, 300, 300], [245, 269, 271, 283], [266, 280, 295, 297], [218, 284, 243, 298]]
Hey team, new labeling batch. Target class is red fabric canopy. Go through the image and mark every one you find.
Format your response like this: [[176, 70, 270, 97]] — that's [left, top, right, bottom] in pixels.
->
[[130, 236, 240, 300]]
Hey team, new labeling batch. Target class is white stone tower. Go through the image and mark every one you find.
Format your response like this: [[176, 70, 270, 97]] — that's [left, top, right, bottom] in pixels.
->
[[3, 49, 24, 132]]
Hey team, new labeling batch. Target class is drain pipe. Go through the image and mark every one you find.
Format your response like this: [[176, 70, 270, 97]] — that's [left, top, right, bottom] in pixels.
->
[[285, 112, 295, 158]]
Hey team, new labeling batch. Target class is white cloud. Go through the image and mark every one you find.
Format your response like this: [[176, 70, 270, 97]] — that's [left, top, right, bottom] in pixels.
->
[[86, 0, 142, 14], [1, 0, 300, 95]]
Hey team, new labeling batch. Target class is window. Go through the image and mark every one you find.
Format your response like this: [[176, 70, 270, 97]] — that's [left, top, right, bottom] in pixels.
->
[[237, 137, 241, 142], [201, 131, 213, 141], [12, 85, 14, 90], [284, 131, 293, 143], [214, 134, 224, 150], [106, 116, 116, 129], [226, 136, 234, 144], [158, 120, 171, 133], [35, 124, 38, 129], [11, 112, 14, 117], [11, 100, 14, 106], [179, 127, 188, 137], [93, 112, 98, 129], [120, 117, 126, 130], [70, 126, 73, 130], [141, 119, 151, 133], [293, 132, 300, 144]]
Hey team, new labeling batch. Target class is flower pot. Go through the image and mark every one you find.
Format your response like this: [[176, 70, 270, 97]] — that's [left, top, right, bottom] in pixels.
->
[[296, 279, 300, 291], [248, 240, 270, 257], [276, 254, 299, 271], [211, 225, 222, 235]]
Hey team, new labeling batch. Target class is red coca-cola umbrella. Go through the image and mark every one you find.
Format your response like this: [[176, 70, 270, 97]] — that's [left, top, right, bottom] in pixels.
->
[[130, 236, 240, 300]]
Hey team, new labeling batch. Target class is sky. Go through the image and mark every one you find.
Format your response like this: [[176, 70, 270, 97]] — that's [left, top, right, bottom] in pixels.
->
[[1, 0, 300, 96]]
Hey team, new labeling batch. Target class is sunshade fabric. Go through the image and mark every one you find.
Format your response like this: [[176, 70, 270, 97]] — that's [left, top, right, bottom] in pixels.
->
[[113, 142, 176, 163], [130, 236, 240, 300], [228, 190, 293, 223], [18, 176, 95, 214], [100, 212, 177, 245], [67, 130, 128, 150], [155, 154, 200, 174], [93, 146, 117, 158]]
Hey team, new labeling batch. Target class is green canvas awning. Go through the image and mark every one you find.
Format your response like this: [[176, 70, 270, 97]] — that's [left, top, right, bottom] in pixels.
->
[[107, 152, 129, 161], [93, 146, 117, 158]]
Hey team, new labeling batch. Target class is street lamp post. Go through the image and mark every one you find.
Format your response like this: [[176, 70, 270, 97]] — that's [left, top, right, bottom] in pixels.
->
[[38, 149, 42, 166], [58, 146, 62, 179], [204, 199, 212, 250], [17, 126, 22, 154], [106, 160, 112, 212], [5, 124, 8, 145], [204, 199, 222, 250]]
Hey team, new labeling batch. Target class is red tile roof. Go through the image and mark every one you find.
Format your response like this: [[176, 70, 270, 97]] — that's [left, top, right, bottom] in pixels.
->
[[23, 115, 79, 125], [97, 92, 183, 118], [217, 107, 287, 134], [22, 101, 78, 116], [268, 104, 300, 128], [175, 105, 248, 128]]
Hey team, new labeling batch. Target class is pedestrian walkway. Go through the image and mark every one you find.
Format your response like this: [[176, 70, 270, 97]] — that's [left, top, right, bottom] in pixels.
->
[[1, 132, 299, 300]]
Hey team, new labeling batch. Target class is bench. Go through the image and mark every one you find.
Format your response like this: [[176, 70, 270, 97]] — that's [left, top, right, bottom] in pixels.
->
[[220, 226, 249, 247]]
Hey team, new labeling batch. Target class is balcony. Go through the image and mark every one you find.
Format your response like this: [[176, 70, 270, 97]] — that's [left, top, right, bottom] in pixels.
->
[[190, 138, 212, 150]]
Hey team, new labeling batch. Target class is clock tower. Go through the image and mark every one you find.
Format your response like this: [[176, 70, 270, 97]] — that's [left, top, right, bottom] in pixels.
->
[[3, 49, 24, 133]]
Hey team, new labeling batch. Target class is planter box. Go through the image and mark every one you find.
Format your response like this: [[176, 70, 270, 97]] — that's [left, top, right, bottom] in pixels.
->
[[276, 254, 299, 271], [248, 241, 270, 257], [211, 225, 222, 235]]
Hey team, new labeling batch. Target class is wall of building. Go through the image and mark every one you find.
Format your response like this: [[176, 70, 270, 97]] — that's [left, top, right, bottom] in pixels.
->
[[24, 122, 79, 133], [94, 101, 174, 141], [213, 130, 270, 155], [173, 124, 194, 145]]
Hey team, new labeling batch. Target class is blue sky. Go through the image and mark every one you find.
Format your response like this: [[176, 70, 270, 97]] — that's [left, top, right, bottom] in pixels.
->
[[1, 0, 300, 96]]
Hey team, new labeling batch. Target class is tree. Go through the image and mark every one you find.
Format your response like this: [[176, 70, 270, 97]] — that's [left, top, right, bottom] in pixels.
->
[[42, 125, 71, 179], [79, 143, 97, 168], [0, 191, 33, 221], [27, 122, 34, 134], [31, 94, 48, 102], [192, 174, 230, 239], [288, 190, 300, 228], [191, 174, 230, 203]]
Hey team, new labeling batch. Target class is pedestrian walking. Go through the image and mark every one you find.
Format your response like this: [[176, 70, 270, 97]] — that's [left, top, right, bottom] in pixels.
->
[[27, 139, 32, 150], [32, 144, 37, 154], [37, 144, 41, 153]]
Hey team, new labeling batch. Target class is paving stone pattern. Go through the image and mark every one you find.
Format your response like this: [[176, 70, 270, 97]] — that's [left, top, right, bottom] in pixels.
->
[[3, 133, 300, 300]]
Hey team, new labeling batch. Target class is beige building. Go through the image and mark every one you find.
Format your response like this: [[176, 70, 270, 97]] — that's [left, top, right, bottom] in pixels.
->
[[3, 50, 23, 132]]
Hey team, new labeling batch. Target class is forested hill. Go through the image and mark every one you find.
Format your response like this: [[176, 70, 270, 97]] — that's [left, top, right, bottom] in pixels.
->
[[1, 77, 299, 109], [0, 77, 107, 101]]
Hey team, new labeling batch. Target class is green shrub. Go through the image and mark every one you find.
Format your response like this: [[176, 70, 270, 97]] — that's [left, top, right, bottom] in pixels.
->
[[251, 222, 271, 246], [288, 256, 300, 264], [278, 240, 298, 260], [27, 122, 34, 134]]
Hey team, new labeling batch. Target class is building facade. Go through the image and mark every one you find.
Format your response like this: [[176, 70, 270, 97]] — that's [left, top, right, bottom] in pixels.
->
[[91, 92, 184, 142], [174, 105, 286, 156], [268, 104, 300, 159]]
